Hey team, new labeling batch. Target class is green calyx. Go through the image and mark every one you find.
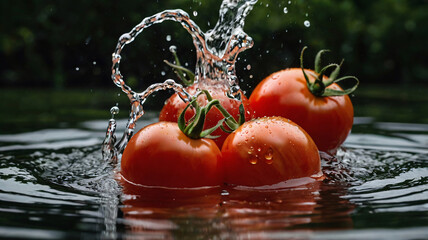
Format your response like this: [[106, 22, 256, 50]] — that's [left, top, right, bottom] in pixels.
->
[[177, 90, 245, 139], [164, 47, 195, 86], [300, 46, 359, 97]]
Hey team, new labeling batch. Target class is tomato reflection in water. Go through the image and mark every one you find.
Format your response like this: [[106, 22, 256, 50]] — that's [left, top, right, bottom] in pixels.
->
[[119, 176, 221, 239], [119, 175, 354, 238]]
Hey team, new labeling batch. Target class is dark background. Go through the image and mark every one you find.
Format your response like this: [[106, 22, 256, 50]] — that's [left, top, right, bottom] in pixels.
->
[[1, 0, 428, 132]]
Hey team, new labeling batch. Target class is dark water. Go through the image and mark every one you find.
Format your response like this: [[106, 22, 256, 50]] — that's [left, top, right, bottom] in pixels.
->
[[0, 116, 427, 240]]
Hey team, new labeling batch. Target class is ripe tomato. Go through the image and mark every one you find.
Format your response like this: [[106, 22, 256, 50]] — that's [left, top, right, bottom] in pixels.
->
[[159, 83, 254, 148], [249, 68, 354, 154], [120, 121, 223, 188], [221, 117, 323, 187]]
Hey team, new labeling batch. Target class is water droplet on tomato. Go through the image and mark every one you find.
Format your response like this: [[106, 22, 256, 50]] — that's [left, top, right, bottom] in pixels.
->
[[257, 147, 261, 152], [265, 148, 274, 164], [272, 73, 280, 80], [248, 146, 254, 155], [249, 158, 258, 165]]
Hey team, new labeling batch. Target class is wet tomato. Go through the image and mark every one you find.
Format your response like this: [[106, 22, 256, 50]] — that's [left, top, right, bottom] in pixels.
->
[[249, 68, 353, 154], [249, 48, 358, 154], [120, 121, 222, 188], [159, 83, 253, 148], [221, 117, 323, 187]]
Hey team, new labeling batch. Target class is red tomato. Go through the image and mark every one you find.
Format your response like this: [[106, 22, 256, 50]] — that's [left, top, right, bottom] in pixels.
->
[[249, 69, 354, 154], [159, 83, 254, 148], [121, 121, 222, 188], [221, 116, 323, 187]]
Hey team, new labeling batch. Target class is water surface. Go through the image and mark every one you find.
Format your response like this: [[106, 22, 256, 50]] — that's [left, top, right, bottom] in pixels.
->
[[0, 116, 427, 239]]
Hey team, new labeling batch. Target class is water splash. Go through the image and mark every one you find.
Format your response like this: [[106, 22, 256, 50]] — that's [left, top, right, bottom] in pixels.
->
[[103, 0, 258, 162], [102, 80, 189, 160]]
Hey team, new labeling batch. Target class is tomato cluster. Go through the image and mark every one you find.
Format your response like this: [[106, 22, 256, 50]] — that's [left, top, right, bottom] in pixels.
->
[[120, 47, 358, 190]]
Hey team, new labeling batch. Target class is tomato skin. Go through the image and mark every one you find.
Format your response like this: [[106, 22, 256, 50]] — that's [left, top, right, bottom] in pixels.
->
[[221, 117, 322, 187], [249, 69, 354, 154], [159, 83, 254, 148], [121, 121, 222, 188]]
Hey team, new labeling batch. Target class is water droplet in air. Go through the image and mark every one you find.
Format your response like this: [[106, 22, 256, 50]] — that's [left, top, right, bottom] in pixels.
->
[[249, 75, 253, 79], [166, 35, 172, 41], [92, 61, 97, 65], [161, 71, 166, 76], [230, 85, 240, 93], [288, 1, 292, 4], [169, 45, 177, 53], [75, 67, 80, 71], [246, 64, 251, 70], [193, 11, 198, 16], [110, 106, 120, 115], [283, 7, 288, 14], [304, 20, 311, 27]]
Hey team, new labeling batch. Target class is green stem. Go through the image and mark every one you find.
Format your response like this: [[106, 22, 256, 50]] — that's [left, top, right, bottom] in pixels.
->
[[201, 90, 241, 131], [164, 48, 195, 86], [177, 90, 245, 139], [300, 46, 359, 97]]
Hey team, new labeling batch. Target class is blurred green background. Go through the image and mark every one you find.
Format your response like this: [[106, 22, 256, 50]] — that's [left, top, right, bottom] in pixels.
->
[[1, 0, 428, 133]]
